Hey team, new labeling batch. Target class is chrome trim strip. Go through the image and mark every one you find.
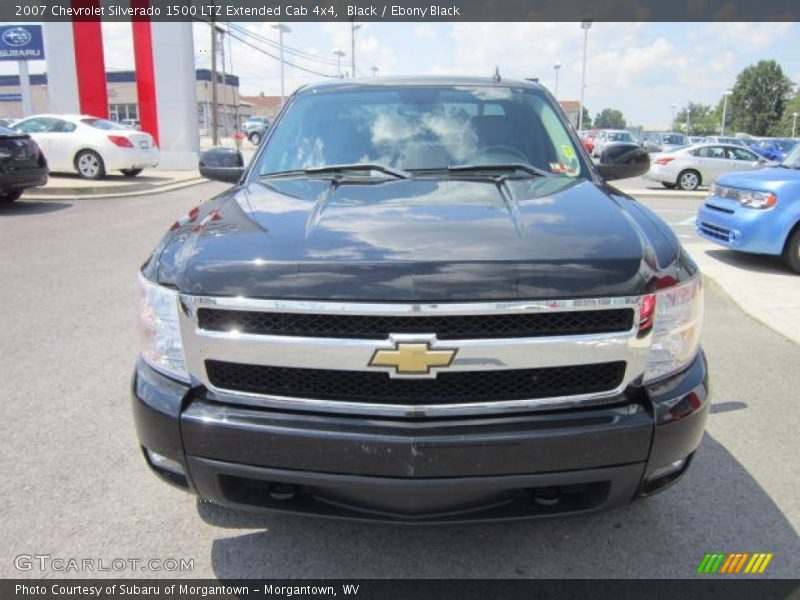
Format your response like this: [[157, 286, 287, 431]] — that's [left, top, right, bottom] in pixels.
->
[[184, 295, 642, 316], [178, 294, 651, 417]]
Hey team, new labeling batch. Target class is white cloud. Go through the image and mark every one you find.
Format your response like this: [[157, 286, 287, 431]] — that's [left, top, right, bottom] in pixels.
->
[[414, 24, 437, 40]]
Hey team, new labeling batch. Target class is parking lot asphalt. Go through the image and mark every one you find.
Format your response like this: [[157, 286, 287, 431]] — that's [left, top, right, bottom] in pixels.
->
[[1, 183, 798, 579]]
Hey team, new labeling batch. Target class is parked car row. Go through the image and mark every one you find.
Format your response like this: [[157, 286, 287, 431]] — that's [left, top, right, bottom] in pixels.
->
[[241, 115, 270, 145], [8, 114, 159, 181], [646, 143, 769, 190]]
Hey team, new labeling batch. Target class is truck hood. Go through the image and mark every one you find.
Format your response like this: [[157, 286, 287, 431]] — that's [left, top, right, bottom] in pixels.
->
[[151, 176, 683, 301]]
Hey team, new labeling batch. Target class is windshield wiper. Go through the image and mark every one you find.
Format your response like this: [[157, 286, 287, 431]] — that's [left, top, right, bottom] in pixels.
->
[[410, 163, 556, 179], [262, 163, 411, 180]]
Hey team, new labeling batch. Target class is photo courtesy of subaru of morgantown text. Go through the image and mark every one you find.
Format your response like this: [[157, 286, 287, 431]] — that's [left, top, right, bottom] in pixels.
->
[[1, 3, 799, 594]]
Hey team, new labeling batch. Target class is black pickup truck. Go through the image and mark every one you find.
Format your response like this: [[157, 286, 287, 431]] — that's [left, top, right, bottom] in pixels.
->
[[133, 77, 708, 523]]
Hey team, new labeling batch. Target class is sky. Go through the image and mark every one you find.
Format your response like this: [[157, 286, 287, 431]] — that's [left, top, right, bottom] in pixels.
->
[[5, 21, 800, 128]]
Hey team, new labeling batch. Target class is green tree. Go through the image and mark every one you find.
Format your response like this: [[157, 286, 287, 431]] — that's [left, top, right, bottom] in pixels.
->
[[728, 60, 793, 136], [774, 89, 800, 137], [675, 102, 717, 136], [593, 108, 626, 129], [580, 107, 592, 129]]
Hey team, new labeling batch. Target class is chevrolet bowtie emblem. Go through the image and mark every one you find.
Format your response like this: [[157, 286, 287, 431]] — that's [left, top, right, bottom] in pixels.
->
[[369, 342, 457, 376]]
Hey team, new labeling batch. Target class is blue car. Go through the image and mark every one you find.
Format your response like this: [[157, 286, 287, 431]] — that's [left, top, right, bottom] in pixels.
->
[[696, 142, 800, 273], [750, 138, 798, 162]]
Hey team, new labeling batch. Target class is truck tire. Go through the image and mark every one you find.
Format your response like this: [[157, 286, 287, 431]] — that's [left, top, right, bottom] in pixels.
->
[[783, 226, 800, 274]]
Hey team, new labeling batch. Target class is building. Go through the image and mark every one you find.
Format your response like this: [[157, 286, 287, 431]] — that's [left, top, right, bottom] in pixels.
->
[[559, 100, 582, 128], [239, 93, 283, 118], [0, 68, 252, 135]]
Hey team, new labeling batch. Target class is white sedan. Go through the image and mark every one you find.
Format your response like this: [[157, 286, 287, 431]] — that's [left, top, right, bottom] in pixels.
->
[[13, 114, 159, 179], [645, 143, 767, 191]]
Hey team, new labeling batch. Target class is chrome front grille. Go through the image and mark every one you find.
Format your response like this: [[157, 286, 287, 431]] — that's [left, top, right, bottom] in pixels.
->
[[178, 296, 652, 418]]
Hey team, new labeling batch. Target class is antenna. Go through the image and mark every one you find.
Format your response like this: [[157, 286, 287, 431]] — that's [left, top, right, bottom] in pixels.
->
[[493, 66, 501, 82]]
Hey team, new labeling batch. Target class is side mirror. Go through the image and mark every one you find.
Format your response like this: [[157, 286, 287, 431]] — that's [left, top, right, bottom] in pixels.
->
[[199, 147, 244, 184], [597, 143, 650, 181]]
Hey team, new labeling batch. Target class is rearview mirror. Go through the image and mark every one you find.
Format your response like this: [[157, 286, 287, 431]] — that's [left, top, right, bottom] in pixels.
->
[[199, 147, 244, 184], [597, 144, 650, 181]]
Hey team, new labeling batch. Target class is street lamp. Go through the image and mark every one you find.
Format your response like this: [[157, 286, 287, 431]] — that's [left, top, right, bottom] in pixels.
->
[[271, 23, 291, 104], [721, 90, 732, 135], [793, 112, 798, 138], [670, 103, 678, 129], [370, 66, 379, 77], [553, 62, 561, 99], [333, 49, 345, 78], [578, 20, 592, 131], [351, 21, 362, 77]]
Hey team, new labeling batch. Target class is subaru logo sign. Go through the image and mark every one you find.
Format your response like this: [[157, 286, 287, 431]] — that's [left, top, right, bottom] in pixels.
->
[[0, 25, 44, 61], [2, 28, 32, 48]]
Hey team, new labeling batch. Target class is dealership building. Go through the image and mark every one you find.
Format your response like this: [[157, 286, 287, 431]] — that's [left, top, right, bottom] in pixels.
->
[[0, 68, 253, 135]]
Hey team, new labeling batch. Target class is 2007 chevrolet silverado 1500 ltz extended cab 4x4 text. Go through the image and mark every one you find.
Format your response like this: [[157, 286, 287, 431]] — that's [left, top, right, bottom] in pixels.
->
[[133, 77, 708, 524]]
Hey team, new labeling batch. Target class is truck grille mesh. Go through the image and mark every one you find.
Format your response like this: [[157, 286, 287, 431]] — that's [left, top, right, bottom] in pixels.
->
[[197, 308, 634, 340], [205, 360, 626, 405]]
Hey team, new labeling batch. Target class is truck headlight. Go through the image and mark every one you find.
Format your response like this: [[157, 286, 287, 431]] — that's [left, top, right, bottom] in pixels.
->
[[137, 274, 188, 381], [643, 275, 703, 384]]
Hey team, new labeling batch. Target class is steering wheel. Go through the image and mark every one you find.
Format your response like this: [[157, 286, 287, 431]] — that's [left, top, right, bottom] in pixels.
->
[[476, 145, 529, 162]]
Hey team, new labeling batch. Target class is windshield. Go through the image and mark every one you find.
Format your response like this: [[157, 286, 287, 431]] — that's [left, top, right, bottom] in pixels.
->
[[663, 134, 687, 145], [82, 118, 127, 130], [608, 131, 634, 142], [782, 142, 800, 168], [256, 86, 583, 178], [775, 139, 797, 152]]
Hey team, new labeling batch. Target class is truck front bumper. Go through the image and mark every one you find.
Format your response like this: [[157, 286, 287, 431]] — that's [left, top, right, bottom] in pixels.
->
[[132, 352, 710, 524]]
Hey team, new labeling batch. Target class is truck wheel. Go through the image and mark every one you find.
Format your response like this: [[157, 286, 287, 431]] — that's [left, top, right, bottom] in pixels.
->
[[121, 169, 143, 177], [783, 227, 800, 274], [249, 132, 262, 145], [75, 150, 106, 180], [677, 169, 700, 191], [0, 190, 23, 203]]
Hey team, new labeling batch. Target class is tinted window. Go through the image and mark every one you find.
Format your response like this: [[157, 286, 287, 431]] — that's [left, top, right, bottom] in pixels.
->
[[53, 120, 77, 133], [81, 118, 126, 130], [15, 118, 59, 133], [727, 147, 757, 161], [257, 86, 583, 177], [694, 146, 726, 158], [663, 133, 687, 145]]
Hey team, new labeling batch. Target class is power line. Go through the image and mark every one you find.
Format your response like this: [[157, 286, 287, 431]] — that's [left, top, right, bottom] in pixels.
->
[[222, 27, 338, 79], [226, 23, 339, 67]]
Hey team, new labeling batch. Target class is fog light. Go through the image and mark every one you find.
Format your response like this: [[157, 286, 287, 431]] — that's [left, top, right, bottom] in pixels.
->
[[146, 449, 185, 477], [647, 458, 687, 482]]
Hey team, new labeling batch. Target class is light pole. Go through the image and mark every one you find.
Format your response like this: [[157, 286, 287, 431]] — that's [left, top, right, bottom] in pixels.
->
[[351, 21, 361, 77], [721, 90, 732, 135], [578, 20, 592, 131], [370, 66, 378, 77], [271, 23, 291, 104], [793, 112, 798, 138], [553, 62, 561, 100], [333, 49, 345, 78], [670, 103, 678, 130]]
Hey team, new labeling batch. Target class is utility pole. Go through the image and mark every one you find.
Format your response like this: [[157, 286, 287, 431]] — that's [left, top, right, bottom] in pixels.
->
[[720, 90, 732, 135], [333, 50, 345, 78], [671, 103, 677, 129], [210, 20, 218, 145], [792, 112, 798, 138], [351, 20, 361, 77], [272, 23, 291, 105], [553, 62, 561, 100], [578, 20, 592, 131]]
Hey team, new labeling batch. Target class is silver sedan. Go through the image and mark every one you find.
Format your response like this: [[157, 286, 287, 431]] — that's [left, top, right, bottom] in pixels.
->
[[645, 143, 767, 191]]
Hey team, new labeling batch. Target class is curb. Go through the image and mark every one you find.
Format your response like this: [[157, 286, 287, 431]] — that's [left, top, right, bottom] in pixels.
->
[[22, 177, 208, 201]]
